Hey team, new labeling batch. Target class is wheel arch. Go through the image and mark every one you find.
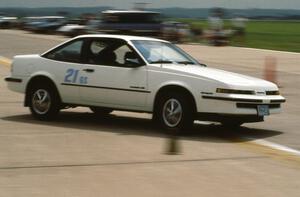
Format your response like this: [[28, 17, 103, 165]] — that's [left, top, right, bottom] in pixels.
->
[[24, 74, 61, 107], [153, 84, 197, 115]]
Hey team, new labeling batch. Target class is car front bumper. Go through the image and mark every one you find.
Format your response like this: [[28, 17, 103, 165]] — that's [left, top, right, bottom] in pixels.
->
[[198, 94, 286, 116], [5, 76, 26, 93]]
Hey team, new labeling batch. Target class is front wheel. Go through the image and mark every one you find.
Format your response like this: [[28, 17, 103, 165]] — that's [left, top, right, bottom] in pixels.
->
[[156, 93, 194, 131], [29, 85, 60, 120]]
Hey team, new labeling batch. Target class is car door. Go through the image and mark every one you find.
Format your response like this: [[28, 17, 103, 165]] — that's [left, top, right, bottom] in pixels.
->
[[42, 38, 85, 104], [79, 38, 148, 109]]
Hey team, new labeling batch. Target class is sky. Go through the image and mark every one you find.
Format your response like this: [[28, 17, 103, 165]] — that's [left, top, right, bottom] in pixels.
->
[[0, 0, 299, 9]]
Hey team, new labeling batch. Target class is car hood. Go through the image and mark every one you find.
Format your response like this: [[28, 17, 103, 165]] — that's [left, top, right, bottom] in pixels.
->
[[162, 64, 278, 90]]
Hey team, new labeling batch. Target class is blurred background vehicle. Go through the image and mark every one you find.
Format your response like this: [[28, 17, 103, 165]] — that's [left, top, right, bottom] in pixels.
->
[[96, 10, 191, 42], [30, 16, 66, 33], [0, 16, 18, 29], [22, 16, 66, 33], [57, 15, 100, 37], [98, 10, 162, 37], [19, 17, 42, 30], [57, 18, 88, 36]]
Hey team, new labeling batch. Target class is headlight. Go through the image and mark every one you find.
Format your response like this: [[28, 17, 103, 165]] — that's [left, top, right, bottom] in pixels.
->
[[216, 88, 255, 95]]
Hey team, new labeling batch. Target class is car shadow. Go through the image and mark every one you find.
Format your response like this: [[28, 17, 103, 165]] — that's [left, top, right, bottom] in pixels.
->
[[1, 111, 283, 143]]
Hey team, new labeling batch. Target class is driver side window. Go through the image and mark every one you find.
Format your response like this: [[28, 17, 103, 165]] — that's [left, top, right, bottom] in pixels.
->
[[114, 44, 142, 67], [85, 38, 143, 67], [114, 45, 131, 65]]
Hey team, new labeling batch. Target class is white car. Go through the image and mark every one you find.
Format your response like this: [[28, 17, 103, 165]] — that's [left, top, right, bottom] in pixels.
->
[[5, 35, 285, 130]]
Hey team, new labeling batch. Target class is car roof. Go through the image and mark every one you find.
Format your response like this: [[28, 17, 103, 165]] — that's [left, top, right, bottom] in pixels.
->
[[42, 34, 169, 56], [75, 34, 168, 43]]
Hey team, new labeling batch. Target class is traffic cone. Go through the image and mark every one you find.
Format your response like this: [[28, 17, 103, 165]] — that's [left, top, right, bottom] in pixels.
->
[[264, 56, 278, 85]]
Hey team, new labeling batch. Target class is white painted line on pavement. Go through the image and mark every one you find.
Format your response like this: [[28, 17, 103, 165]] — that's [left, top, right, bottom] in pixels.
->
[[185, 43, 300, 55], [248, 138, 300, 156]]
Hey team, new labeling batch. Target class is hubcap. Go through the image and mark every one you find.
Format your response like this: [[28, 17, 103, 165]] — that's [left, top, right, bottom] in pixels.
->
[[32, 89, 51, 114], [162, 98, 183, 127]]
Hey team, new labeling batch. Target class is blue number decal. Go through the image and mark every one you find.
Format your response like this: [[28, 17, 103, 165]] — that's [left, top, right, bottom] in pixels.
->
[[79, 76, 88, 84], [64, 68, 88, 84], [64, 68, 74, 82], [72, 70, 79, 83]]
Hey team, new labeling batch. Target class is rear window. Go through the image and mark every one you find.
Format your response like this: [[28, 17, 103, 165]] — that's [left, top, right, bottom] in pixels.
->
[[44, 39, 83, 63]]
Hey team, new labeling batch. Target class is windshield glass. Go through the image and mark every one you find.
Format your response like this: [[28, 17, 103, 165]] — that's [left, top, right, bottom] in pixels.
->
[[131, 40, 201, 65]]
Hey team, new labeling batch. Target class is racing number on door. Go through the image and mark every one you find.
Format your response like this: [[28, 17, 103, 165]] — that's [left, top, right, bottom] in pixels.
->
[[64, 69, 78, 83], [64, 68, 88, 84]]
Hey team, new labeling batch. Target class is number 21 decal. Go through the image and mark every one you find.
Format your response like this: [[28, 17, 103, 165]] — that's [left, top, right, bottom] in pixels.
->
[[64, 68, 88, 84]]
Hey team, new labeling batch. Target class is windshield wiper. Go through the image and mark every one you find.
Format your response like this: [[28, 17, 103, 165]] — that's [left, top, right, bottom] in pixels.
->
[[177, 61, 195, 65], [150, 60, 173, 64]]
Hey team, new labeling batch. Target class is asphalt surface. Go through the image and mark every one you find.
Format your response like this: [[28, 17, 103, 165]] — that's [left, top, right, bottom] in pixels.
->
[[0, 29, 300, 196]]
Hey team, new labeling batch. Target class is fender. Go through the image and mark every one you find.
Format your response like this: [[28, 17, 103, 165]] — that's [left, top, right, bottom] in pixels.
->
[[148, 80, 198, 112]]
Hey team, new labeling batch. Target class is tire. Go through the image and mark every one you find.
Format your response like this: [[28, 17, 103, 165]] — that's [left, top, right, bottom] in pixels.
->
[[156, 92, 194, 131], [90, 107, 113, 116], [28, 83, 60, 120]]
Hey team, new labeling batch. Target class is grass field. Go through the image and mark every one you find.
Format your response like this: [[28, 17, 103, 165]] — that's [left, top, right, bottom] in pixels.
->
[[176, 19, 300, 53]]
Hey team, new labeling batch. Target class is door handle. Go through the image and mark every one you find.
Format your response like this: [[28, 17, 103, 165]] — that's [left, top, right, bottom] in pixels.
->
[[82, 68, 94, 73]]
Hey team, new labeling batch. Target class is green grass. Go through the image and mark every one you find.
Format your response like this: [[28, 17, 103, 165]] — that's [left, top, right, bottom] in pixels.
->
[[175, 19, 300, 53]]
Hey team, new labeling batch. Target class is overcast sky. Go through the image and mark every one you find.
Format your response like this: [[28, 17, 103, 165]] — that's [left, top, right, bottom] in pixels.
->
[[0, 0, 299, 9]]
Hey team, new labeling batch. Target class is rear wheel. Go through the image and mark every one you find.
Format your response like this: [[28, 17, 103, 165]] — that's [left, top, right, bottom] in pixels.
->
[[156, 92, 194, 132], [29, 84, 60, 120], [90, 107, 113, 116]]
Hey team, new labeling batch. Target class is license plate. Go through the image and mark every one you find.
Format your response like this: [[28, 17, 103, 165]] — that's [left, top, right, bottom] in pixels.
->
[[257, 105, 270, 116]]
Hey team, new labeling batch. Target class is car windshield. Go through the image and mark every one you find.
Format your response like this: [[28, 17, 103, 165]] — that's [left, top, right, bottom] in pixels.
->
[[131, 40, 202, 65]]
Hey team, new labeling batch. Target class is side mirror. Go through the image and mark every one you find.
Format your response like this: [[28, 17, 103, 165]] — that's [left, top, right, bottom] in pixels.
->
[[125, 58, 143, 67]]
